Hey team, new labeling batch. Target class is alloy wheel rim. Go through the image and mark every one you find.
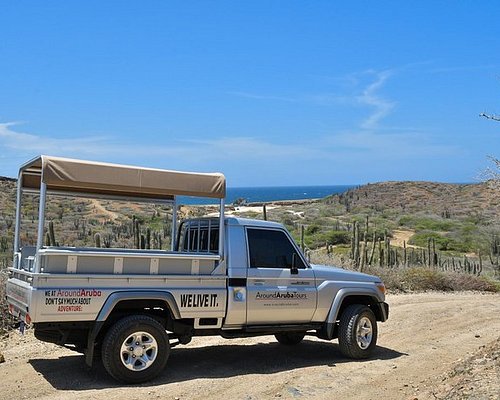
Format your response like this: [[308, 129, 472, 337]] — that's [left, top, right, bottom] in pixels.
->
[[120, 331, 158, 371], [356, 317, 373, 350]]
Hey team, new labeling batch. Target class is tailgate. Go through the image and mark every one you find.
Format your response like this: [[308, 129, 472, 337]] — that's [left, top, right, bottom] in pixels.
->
[[6, 269, 35, 324]]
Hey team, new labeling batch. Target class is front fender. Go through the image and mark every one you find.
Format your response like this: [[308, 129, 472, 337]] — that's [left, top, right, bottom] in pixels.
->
[[325, 287, 384, 339]]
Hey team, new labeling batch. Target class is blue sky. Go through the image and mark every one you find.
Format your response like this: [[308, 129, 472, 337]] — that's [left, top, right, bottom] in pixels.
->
[[0, 1, 499, 186]]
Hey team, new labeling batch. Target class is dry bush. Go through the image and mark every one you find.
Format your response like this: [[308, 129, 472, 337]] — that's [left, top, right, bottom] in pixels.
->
[[0, 269, 15, 334], [365, 266, 499, 293], [310, 249, 499, 293]]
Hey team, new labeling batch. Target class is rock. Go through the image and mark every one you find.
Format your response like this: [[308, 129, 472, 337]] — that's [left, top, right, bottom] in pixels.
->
[[475, 334, 481, 338], [0, 352, 5, 363]]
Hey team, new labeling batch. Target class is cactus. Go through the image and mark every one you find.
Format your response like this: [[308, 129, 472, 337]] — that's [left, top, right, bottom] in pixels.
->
[[378, 239, 383, 267], [94, 233, 101, 248], [146, 228, 151, 249], [368, 233, 376, 266], [48, 221, 57, 246], [301, 225, 305, 251], [134, 219, 140, 249], [359, 233, 366, 272], [403, 241, 407, 268], [352, 221, 360, 268], [384, 231, 390, 267], [103, 234, 111, 248]]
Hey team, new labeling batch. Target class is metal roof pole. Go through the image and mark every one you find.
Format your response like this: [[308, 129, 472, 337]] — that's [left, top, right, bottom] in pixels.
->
[[218, 198, 225, 261], [35, 181, 47, 272], [171, 197, 177, 251], [13, 171, 23, 267]]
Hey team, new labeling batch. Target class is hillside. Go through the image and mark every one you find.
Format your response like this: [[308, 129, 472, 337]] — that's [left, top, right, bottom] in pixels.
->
[[328, 181, 500, 220], [1, 178, 499, 279]]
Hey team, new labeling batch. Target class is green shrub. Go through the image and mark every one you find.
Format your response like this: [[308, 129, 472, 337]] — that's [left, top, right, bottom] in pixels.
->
[[398, 215, 457, 231], [324, 230, 351, 245], [409, 231, 470, 252], [306, 224, 321, 235]]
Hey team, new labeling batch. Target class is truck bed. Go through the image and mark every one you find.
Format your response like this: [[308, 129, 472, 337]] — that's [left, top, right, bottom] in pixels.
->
[[7, 247, 227, 324]]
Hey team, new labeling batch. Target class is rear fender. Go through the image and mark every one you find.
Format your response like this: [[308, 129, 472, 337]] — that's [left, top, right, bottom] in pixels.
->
[[85, 291, 180, 366], [96, 291, 181, 321]]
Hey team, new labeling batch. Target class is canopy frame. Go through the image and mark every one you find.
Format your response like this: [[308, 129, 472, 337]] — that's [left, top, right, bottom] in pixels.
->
[[13, 155, 226, 269]]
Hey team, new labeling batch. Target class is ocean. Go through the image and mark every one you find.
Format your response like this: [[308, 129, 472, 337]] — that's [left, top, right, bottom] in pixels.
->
[[178, 185, 355, 205]]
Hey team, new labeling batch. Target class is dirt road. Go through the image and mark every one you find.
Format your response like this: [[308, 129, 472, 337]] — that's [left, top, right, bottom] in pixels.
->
[[1, 292, 499, 400]]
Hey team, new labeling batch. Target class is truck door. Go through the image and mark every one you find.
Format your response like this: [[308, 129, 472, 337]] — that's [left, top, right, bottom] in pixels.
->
[[245, 227, 317, 324]]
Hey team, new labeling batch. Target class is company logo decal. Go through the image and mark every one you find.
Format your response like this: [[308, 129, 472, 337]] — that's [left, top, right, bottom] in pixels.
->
[[255, 291, 307, 300], [44, 289, 103, 312]]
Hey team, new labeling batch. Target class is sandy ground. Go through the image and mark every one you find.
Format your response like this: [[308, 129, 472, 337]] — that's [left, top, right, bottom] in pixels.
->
[[0, 292, 499, 400], [89, 199, 119, 221], [391, 229, 419, 249]]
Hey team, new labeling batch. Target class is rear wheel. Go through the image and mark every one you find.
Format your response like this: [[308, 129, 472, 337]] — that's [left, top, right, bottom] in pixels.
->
[[275, 332, 305, 345], [102, 315, 170, 383], [338, 304, 377, 359]]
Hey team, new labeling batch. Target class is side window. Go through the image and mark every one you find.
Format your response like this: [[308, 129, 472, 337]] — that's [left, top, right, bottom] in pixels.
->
[[247, 228, 306, 269]]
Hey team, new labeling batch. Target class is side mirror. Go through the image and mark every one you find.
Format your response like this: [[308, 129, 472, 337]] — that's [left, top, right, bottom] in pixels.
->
[[291, 253, 299, 275]]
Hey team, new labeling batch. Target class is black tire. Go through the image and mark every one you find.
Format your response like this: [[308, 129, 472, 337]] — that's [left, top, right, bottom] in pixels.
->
[[102, 315, 170, 383], [338, 304, 377, 359], [275, 332, 306, 345]]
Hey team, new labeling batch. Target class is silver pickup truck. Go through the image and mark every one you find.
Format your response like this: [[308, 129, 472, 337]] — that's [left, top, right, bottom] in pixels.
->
[[6, 155, 389, 383]]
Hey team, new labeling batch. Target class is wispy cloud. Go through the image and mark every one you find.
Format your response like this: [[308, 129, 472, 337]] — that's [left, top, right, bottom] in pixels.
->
[[229, 91, 349, 106], [0, 123, 314, 168], [0, 122, 111, 155], [230, 69, 397, 129], [325, 130, 458, 158], [0, 121, 461, 184], [356, 70, 395, 130]]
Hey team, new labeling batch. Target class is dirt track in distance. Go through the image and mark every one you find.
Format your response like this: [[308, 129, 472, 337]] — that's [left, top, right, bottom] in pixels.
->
[[0, 292, 499, 400]]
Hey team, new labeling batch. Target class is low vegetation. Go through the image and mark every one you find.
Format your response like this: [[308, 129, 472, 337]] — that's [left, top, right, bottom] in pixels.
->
[[0, 178, 499, 329]]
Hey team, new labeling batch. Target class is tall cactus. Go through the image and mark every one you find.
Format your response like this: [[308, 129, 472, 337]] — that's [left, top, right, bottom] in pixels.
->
[[359, 233, 366, 272], [48, 221, 57, 246], [134, 219, 140, 249], [94, 233, 101, 248], [352, 221, 360, 267], [146, 228, 151, 249]]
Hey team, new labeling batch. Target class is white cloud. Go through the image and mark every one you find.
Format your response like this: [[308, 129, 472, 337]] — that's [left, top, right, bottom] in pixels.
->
[[0, 122, 111, 155], [230, 69, 397, 129], [0, 123, 318, 176], [356, 70, 395, 130], [325, 130, 459, 158]]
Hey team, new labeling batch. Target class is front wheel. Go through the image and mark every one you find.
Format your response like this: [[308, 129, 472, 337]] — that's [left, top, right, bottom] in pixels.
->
[[338, 304, 377, 359], [102, 315, 170, 383]]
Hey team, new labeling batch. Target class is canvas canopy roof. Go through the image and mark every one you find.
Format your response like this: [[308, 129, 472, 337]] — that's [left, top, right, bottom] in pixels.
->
[[19, 155, 226, 200]]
